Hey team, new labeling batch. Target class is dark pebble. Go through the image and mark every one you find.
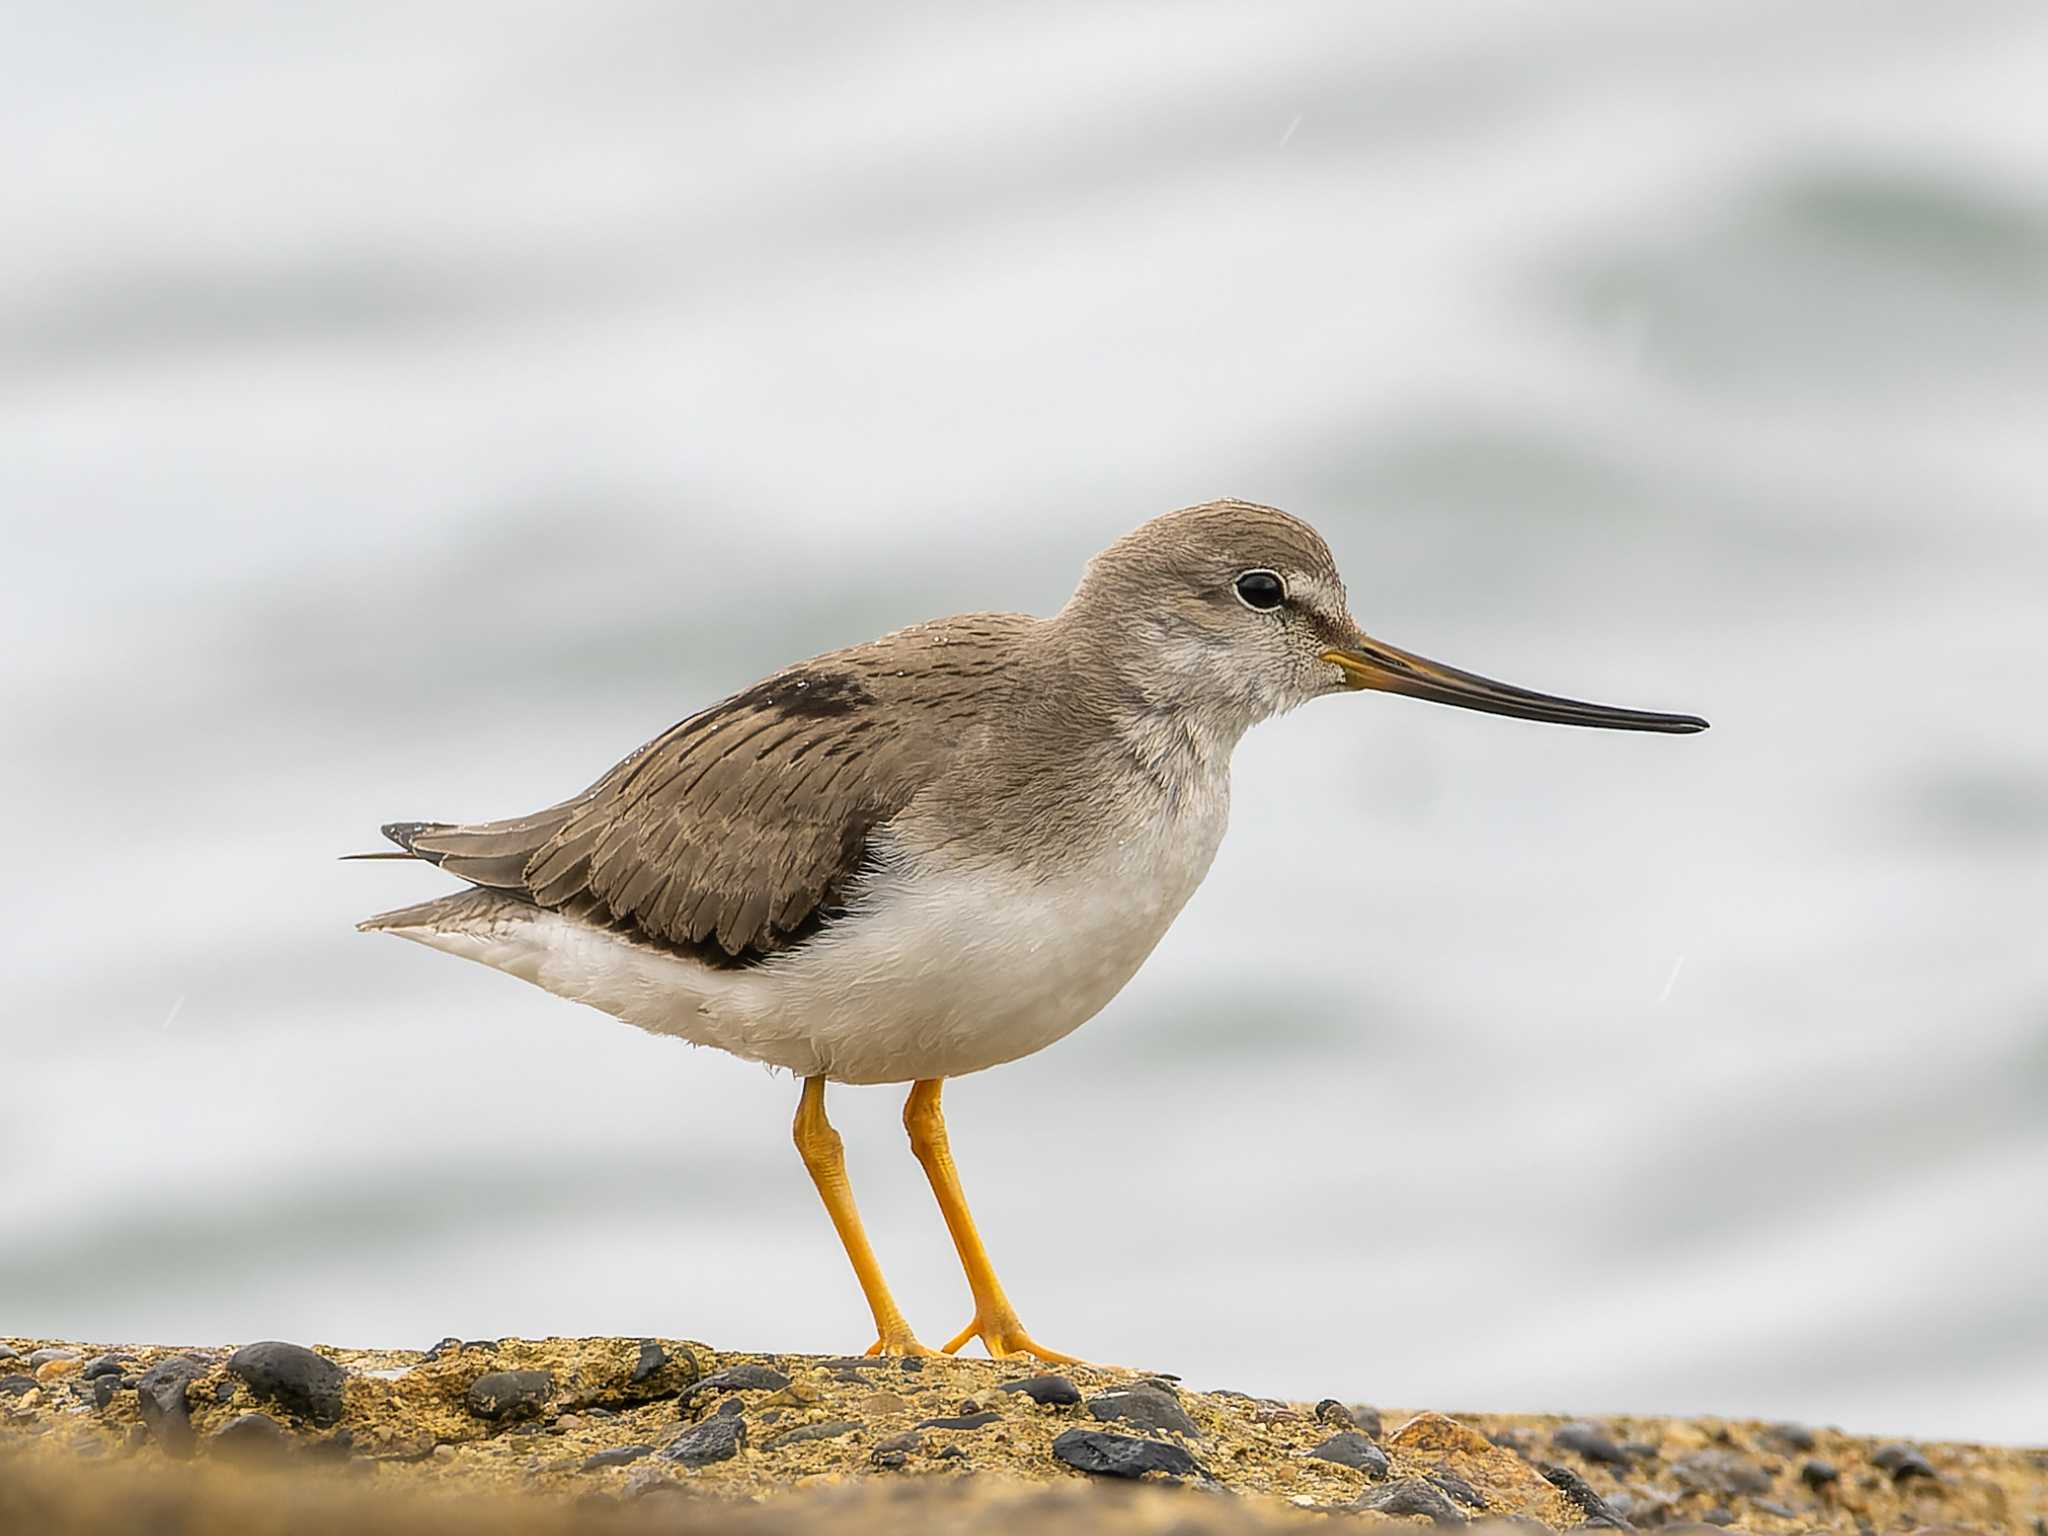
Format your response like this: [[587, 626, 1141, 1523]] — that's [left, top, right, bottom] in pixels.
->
[[630, 1340, 666, 1385], [714, 1397, 744, 1418], [1354, 1477, 1466, 1525], [465, 1370, 553, 1423], [0, 1345, 18, 1362], [766, 1420, 860, 1449], [1766, 1422, 1816, 1452], [1872, 1442, 1936, 1481], [1307, 1431, 1390, 1476], [213, 1381, 237, 1403], [1800, 1457, 1840, 1489], [997, 1374, 1081, 1408], [1428, 1470, 1489, 1511], [659, 1413, 746, 1467], [0, 1375, 38, 1397], [1555, 1420, 1632, 1467], [209, 1413, 296, 1464], [871, 1448, 910, 1470], [935, 1443, 967, 1461], [1051, 1427, 1205, 1481], [227, 1341, 347, 1428], [1673, 1449, 1772, 1497], [681, 1362, 789, 1408], [1539, 1462, 1631, 1528], [91, 1375, 123, 1411], [136, 1357, 208, 1459], [1085, 1384, 1198, 1438], [27, 1348, 78, 1367], [581, 1444, 655, 1471], [898, 1357, 925, 1373], [82, 1354, 130, 1381], [875, 1431, 922, 1455], [917, 1411, 999, 1431]]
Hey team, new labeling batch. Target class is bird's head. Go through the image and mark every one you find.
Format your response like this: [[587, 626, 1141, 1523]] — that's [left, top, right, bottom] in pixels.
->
[[1063, 499, 1708, 745]]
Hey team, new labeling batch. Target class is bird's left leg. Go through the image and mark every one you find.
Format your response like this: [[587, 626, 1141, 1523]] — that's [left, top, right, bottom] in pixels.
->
[[902, 1078, 1081, 1364]]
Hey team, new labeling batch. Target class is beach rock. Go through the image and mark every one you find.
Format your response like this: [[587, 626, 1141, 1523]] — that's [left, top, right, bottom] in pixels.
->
[[0, 1374, 38, 1398], [27, 1348, 79, 1367], [1085, 1383, 1198, 1437], [918, 1410, 1000, 1431], [1674, 1449, 1772, 1497], [1356, 1477, 1467, 1524], [1555, 1420, 1632, 1467], [227, 1341, 346, 1427], [81, 1354, 129, 1381], [1540, 1463, 1631, 1528], [1801, 1457, 1840, 1489], [765, 1419, 860, 1449], [630, 1341, 666, 1384], [1051, 1427, 1205, 1480], [136, 1358, 207, 1458], [465, 1370, 553, 1423], [1766, 1421, 1816, 1452], [997, 1374, 1082, 1407], [1874, 1443, 1938, 1481], [682, 1363, 789, 1408], [659, 1413, 746, 1467], [1308, 1431, 1390, 1475]]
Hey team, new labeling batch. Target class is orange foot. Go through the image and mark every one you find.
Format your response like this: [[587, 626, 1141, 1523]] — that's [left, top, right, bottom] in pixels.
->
[[939, 1309, 1083, 1364], [863, 1328, 941, 1358]]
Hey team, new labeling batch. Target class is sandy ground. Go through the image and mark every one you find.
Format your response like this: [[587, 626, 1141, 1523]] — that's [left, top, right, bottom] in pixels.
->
[[3, 1335, 2042, 1533]]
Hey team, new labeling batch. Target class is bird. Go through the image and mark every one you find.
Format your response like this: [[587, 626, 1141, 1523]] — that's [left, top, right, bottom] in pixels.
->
[[356, 499, 1706, 1362]]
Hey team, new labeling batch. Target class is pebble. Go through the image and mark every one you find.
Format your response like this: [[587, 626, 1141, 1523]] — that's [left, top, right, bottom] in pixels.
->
[[1801, 1457, 1840, 1489], [227, 1341, 347, 1427], [1051, 1427, 1205, 1481], [1307, 1431, 1390, 1476], [1355, 1476, 1466, 1525], [765, 1420, 860, 1449], [209, 1413, 296, 1464], [1430, 1470, 1490, 1511], [0, 1374, 38, 1398], [1873, 1443, 1938, 1482], [1766, 1421, 1817, 1452], [136, 1357, 207, 1459], [1555, 1420, 1632, 1467], [1673, 1449, 1773, 1497], [465, 1370, 554, 1423], [630, 1341, 666, 1384], [0, 1345, 18, 1362], [27, 1348, 79, 1367], [916, 1410, 1000, 1431], [1084, 1384, 1199, 1438], [90, 1375, 125, 1411], [1540, 1462, 1631, 1528], [682, 1363, 790, 1408], [82, 1354, 130, 1381], [860, 1390, 911, 1416], [659, 1413, 746, 1467], [581, 1444, 656, 1471], [996, 1374, 1081, 1407]]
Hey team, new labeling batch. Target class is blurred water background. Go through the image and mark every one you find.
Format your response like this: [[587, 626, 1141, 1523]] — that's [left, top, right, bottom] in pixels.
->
[[4, 1, 2045, 1443]]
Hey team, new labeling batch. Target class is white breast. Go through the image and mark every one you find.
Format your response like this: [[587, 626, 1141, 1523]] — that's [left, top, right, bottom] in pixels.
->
[[376, 769, 1231, 1085]]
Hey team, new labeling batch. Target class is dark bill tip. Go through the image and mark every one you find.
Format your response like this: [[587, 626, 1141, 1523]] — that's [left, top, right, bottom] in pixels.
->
[[1321, 641, 1708, 735]]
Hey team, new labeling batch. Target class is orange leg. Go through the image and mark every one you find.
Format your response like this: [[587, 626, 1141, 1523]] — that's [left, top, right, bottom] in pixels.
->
[[792, 1076, 933, 1356], [903, 1079, 1080, 1363]]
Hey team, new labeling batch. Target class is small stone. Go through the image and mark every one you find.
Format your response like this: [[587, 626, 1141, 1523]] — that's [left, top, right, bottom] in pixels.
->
[[36, 1357, 83, 1383], [766, 1420, 860, 1449], [82, 1354, 129, 1381], [659, 1413, 746, 1467], [1355, 1477, 1466, 1525], [1540, 1463, 1630, 1528], [630, 1341, 666, 1384], [581, 1444, 655, 1470], [0, 1345, 18, 1362], [0, 1375, 38, 1397], [1429, 1470, 1490, 1511], [90, 1375, 123, 1411], [860, 1390, 911, 1416], [1673, 1449, 1772, 1497], [1800, 1457, 1840, 1489], [997, 1374, 1082, 1407], [898, 1357, 925, 1373], [465, 1370, 553, 1423], [1765, 1422, 1816, 1452], [209, 1413, 295, 1465], [1085, 1383, 1198, 1438], [870, 1448, 909, 1470], [1051, 1427, 1205, 1481], [682, 1363, 790, 1408], [1314, 1398, 1353, 1427], [27, 1348, 79, 1367], [1307, 1432, 1390, 1475], [226, 1342, 346, 1427], [1872, 1443, 1937, 1482], [1555, 1420, 1632, 1467], [916, 1410, 999, 1431], [136, 1357, 207, 1459], [714, 1397, 744, 1418]]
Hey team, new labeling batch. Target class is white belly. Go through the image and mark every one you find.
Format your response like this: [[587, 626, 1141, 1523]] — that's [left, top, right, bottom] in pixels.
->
[[370, 786, 1229, 1085]]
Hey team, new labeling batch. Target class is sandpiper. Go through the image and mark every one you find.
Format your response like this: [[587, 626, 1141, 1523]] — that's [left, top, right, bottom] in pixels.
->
[[358, 500, 1705, 1361]]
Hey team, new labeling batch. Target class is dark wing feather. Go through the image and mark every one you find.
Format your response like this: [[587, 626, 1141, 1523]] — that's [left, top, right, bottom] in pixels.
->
[[391, 658, 954, 959]]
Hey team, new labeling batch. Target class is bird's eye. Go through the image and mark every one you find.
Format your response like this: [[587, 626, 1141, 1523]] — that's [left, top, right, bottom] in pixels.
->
[[1233, 569, 1287, 611]]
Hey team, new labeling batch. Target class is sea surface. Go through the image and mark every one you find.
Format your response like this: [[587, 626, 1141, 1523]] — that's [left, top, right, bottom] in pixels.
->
[[4, 1, 2045, 1442]]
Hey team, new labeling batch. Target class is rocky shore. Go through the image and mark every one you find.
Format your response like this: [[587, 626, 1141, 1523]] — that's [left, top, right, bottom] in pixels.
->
[[2, 1335, 2041, 1534]]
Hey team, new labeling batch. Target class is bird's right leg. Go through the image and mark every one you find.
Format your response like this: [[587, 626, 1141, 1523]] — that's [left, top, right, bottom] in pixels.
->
[[791, 1075, 934, 1357]]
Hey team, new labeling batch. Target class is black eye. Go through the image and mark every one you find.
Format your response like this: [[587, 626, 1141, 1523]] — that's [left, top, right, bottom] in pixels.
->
[[1233, 569, 1286, 611]]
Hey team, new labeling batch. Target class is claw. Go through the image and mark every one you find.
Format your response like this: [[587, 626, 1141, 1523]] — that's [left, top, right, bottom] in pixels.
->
[[940, 1313, 1082, 1364]]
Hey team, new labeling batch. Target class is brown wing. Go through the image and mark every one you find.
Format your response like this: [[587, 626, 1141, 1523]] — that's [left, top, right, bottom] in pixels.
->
[[388, 653, 965, 959]]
